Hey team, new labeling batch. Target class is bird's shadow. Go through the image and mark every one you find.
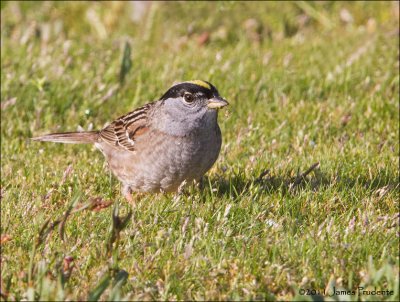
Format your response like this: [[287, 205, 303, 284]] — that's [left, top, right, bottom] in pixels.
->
[[203, 163, 398, 199]]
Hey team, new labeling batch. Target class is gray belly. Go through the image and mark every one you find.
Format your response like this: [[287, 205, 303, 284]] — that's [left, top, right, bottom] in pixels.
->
[[95, 127, 221, 192]]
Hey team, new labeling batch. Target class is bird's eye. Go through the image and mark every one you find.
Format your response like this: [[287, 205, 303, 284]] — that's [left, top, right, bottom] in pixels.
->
[[183, 92, 194, 103]]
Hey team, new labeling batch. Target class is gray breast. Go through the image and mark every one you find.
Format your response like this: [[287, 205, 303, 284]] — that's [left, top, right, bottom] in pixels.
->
[[96, 124, 222, 193]]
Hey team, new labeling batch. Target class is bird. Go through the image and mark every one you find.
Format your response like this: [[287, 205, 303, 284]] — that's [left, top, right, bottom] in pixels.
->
[[32, 80, 229, 202]]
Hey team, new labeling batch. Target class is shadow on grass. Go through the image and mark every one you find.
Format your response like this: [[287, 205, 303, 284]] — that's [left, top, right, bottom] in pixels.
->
[[207, 163, 399, 199]]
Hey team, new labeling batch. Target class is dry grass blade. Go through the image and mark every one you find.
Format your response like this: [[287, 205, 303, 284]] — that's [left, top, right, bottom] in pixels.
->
[[60, 165, 74, 187], [99, 84, 119, 104]]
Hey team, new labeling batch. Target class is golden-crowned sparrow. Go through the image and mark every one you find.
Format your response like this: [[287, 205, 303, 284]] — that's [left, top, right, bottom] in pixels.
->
[[32, 80, 228, 201]]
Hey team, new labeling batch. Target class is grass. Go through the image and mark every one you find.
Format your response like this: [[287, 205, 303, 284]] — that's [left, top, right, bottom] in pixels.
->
[[1, 1, 399, 301]]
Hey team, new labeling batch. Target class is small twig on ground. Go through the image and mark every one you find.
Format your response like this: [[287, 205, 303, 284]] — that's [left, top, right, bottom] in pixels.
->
[[290, 162, 320, 188]]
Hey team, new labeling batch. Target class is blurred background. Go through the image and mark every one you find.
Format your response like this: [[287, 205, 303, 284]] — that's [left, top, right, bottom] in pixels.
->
[[1, 1, 398, 150], [1, 1, 399, 135]]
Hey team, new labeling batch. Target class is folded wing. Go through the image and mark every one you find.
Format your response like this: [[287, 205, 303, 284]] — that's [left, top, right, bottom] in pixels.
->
[[99, 103, 152, 151]]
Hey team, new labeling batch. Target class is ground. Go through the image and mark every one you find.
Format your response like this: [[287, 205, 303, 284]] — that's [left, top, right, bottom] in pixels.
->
[[1, 1, 399, 301]]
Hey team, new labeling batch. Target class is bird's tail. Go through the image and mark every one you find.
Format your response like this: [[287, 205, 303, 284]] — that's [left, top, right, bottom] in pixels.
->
[[31, 131, 99, 144]]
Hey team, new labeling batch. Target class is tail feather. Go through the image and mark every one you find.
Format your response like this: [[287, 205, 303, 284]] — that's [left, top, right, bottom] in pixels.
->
[[31, 131, 99, 144]]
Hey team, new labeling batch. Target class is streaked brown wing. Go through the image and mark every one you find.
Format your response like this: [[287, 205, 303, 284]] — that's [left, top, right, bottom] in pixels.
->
[[99, 103, 152, 151]]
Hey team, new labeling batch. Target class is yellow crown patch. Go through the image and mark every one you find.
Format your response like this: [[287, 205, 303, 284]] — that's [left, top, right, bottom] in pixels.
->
[[186, 80, 211, 90]]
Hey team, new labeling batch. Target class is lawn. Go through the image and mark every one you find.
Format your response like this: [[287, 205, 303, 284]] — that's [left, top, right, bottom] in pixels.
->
[[1, 1, 399, 301]]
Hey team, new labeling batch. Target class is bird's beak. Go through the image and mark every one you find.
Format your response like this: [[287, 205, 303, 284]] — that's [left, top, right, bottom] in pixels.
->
[[207, 97, 229, 109]]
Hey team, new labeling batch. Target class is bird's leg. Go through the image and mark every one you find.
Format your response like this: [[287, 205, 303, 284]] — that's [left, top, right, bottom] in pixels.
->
[[122, 184, 135, 206], [195, 176, 205, 191]]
